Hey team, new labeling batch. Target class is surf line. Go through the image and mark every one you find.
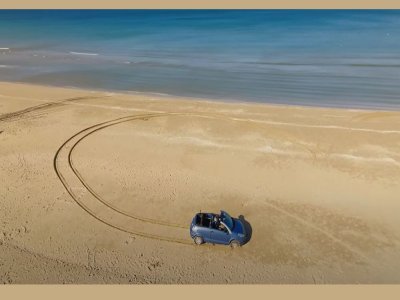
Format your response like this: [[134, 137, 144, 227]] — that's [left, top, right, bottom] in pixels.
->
[[69, 51, 99, 56]]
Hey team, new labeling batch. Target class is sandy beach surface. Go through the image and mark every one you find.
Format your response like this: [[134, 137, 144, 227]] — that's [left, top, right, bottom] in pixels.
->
[[1, 81, 400, 283]]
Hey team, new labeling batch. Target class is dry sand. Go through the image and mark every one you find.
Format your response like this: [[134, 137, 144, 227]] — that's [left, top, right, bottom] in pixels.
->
[[1, 81, 400, 283]]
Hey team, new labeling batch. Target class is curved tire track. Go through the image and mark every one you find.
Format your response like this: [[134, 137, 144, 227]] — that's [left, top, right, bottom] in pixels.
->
[[62, 111, 298, 233], [68, 114, 187, 229], [54, 111, 373, 260], [0, 95, 106, 122], [54, 113, 193, 245]]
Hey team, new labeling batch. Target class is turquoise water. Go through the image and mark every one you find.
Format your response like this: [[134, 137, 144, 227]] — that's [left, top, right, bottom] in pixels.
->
[[0, 10, 400, 108]]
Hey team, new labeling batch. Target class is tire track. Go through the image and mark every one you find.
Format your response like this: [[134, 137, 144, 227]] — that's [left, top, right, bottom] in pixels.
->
[[54, 111, 373, 260], [0, 95, 107, 122], [68, 113, 187, 229], [53, 113, 193, 245], [65, 112, 306, 231]]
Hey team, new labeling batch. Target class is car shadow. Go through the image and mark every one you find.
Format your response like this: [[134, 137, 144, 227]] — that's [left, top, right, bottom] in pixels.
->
[[238, 215, 252, 245]]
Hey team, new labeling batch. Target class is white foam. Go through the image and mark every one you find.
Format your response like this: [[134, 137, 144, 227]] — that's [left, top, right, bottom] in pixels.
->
[[0, 48, 10, 50], [150, 92, 170, 96], [332, 153, 400, 166], [227, 116, 400, 135], [69, 51, 98, 56]]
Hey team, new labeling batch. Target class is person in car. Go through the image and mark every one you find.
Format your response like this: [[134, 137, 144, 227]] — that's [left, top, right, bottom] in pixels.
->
[[213, 214, 220, 229]]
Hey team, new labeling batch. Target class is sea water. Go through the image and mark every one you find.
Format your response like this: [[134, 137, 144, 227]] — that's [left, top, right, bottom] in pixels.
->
[[0, 10, 399, 108]]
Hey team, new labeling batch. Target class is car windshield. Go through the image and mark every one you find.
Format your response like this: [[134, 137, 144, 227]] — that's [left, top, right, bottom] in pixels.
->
[[221, 211, 234, 230]]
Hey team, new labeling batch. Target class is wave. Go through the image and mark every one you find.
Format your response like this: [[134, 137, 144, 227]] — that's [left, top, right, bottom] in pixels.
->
[[69, 51, 98, 56], [236, 61, 400, 68], [0, 48, 10, 50]]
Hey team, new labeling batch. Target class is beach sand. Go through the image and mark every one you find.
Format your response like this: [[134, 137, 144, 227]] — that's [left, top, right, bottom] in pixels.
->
[[1, 81, 400, 283]]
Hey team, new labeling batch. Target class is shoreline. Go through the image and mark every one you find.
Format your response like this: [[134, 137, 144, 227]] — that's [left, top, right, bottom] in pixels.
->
[[2, 80, 400, 113]]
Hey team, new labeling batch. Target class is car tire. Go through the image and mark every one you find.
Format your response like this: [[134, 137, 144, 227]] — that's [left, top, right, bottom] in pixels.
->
[[194, 236, 204, 245], [230, 240, 240, 248]]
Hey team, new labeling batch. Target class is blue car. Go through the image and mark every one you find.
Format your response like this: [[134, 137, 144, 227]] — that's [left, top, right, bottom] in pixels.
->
[[190, 210, 247, 247]]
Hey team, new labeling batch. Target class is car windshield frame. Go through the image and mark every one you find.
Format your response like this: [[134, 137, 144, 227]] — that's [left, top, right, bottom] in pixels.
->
[[220, 211, 234, 230]]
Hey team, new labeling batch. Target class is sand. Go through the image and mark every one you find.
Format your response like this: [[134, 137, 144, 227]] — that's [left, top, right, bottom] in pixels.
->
[[1, 81, 400, 283]]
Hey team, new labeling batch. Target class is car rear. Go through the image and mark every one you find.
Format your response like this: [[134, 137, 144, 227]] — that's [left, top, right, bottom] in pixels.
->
[[232, 218, 247, 245]]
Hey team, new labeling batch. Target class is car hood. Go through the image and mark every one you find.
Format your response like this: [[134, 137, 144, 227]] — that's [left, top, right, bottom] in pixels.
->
[[232, 218, 245, 235]]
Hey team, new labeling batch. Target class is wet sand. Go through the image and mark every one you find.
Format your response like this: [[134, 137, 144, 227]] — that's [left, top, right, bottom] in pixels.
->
[[1, 81, 400, 283]]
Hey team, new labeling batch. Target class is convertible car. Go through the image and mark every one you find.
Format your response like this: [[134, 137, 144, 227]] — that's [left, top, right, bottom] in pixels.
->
[[189, 210, 247, 247]]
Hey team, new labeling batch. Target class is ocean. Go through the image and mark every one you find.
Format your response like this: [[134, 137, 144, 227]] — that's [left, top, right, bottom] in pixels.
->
[[0, 10, 399, 109]]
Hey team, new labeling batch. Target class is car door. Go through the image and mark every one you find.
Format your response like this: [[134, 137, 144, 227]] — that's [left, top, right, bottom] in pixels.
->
[[209, 227, 230, 245], [197, 227, 211, 243]]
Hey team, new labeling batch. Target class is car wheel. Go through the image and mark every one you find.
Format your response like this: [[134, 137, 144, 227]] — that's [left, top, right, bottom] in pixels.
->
[[230, 240, 240, 248], [194, 236, 204, 245]]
